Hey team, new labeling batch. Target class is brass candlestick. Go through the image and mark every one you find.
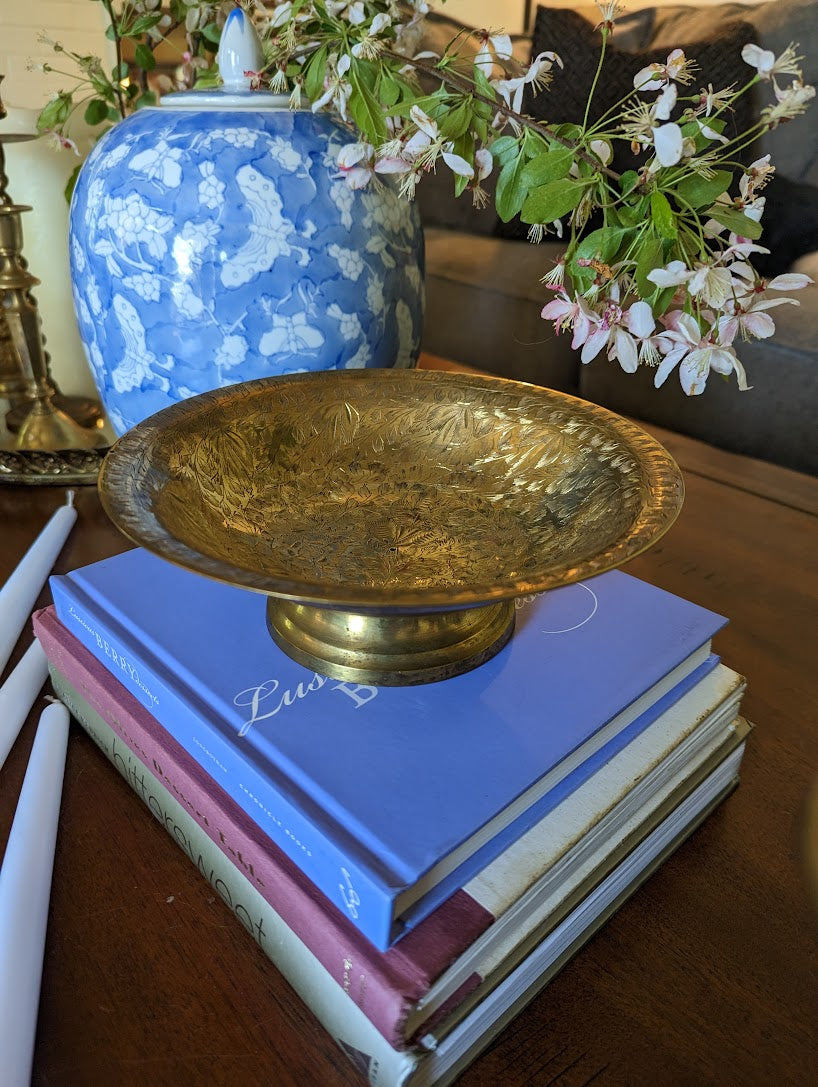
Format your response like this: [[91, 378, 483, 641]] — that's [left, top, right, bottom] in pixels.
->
[[0, 76, 110, 485]]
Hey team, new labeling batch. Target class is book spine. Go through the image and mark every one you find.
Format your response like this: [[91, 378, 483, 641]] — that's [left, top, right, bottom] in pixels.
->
[[48, 665, 418, 1087], [33, 608, 490, 1048], [49, 578, 397, 949]]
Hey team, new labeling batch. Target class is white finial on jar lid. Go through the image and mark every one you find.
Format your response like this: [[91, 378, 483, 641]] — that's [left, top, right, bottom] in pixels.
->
[[217, 7, 265, 92]]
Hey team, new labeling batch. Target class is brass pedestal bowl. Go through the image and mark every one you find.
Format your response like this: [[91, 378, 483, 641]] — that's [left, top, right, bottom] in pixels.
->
[[99, 369, 684, 685]]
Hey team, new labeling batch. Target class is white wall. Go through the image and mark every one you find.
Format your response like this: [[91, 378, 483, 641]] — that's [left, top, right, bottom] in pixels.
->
[[0, 0, 112, 397], [440, 1, 528, 34], [0, 0, 112, 109]]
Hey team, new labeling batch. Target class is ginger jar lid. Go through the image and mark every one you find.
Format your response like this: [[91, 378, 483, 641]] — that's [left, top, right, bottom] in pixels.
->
[[160, 7, 290, 110]]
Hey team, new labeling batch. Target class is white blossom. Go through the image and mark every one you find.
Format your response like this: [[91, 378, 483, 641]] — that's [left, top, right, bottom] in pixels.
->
[[633, 49, 694, 92], [762, 79, 816, 126], [475, 31, 514, 76], [741, 42, 803, 82], [492, 51, 562, 113]]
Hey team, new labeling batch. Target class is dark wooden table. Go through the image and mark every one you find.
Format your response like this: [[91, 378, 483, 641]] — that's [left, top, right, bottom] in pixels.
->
[[2, 364, 817, 1086]]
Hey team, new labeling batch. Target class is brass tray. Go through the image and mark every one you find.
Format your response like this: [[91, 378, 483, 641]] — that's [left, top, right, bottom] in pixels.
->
[[0, 446, 107, 486], [99, 370, 684, 684]]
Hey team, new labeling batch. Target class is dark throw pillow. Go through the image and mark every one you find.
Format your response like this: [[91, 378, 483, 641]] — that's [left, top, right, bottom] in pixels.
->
[[495, 7, 758, 241], [529, 6, 757, 160]]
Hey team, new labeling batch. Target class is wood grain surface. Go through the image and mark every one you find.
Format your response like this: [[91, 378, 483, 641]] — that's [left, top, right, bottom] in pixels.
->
[[1, 361, 816, 1087]]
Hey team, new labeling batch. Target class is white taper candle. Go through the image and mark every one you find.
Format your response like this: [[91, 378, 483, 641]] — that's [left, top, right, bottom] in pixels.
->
[[0, 492, 77, 678], [0, 640, 49, 773], [0, 701, 70, 1087]]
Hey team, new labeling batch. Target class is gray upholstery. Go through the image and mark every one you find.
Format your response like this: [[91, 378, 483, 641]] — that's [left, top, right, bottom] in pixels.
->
[[423, 230, 578, 391]]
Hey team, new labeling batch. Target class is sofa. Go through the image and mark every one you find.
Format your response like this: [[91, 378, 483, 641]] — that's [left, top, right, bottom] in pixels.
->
[[417, 1, 818, 475]]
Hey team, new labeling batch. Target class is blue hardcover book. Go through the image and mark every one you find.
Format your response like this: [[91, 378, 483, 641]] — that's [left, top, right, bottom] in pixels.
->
[[50, 549, 726, 949]]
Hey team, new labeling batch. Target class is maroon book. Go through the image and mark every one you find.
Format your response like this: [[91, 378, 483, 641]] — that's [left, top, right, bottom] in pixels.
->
[[33, 605, 490, 1048]]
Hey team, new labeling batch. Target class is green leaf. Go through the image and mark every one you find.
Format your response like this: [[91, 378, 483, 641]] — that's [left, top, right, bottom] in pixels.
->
[[385, 93, 445, 119], [451, 131, 474, 198], [437, 100, 472, 141], [64, 163, 82, 204], [303, 44, 328, 101], [705, 206, 763, 240], [83, 98, 109, 126], [553, 123, 583, 142], [193, 68, 221, 89], [453, 130, 474, 162], [675, 169, 733, 210], [134, 91, 158, 110], [650, 284, 677, 318], [36, 92, 72, 132], [619, 170, 640, 197], [520, 147, 574, 188], [112, 61, 129, 82], [200, 22, 222, 46], [650, 190, 677, 240], [127, 13, 164, 36], [89, 74, 115, 100], [521, 178, 585, 224], [567, 225, 632, 293], [352, 59, 378, 93], [473, 115, 488, 144], [378, 71, 402, 108], [489, 135, 521, 167], [495, 152, 528, 222], [348, 67, 387, 142], [521, 127, 547, 159], [634, 234, 665, 298], [472, 67, 495, 101], [134, 43, 156, 71], [574, 226, 631, 267], [617, 194, 650, 226]]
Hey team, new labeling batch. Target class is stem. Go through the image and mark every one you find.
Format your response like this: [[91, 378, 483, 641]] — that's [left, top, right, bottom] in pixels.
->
[[382, 48, 621, 180], [583, 26, 608, 131], [672, 191, 708, 255], [100, 0, 127, 119]]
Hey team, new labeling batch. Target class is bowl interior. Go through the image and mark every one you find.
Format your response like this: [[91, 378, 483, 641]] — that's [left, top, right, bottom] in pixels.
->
[[99, 370, 684, 609]]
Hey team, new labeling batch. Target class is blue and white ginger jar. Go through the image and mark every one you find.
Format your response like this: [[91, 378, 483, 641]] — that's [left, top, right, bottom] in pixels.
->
[[68, 10, 424, 435]]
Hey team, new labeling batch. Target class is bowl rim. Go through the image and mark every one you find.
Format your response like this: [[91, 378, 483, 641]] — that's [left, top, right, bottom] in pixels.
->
[[98, 369, 685, 610]]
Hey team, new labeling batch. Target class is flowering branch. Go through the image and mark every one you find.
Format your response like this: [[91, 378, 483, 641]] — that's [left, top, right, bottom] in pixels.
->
[[100, 0, 128, 119], [380, 48, 622, 181], [32, 0, 816, 396], [262, 0, 813, 395]]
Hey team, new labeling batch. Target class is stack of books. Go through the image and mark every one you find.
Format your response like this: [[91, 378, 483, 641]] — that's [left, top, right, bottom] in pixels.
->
[[33, 547, 750, 1086]]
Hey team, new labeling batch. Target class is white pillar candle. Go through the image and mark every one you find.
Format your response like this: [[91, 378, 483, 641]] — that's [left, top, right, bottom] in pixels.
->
[[0, 640, 49, 773], [0, 701, 70, 1087], [0, 492, 77, 678]]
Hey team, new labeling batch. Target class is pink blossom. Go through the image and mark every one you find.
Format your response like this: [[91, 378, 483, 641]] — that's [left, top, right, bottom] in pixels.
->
[[580, 298, 656, 372], [655, 312, 749, 394], [336, 141, 375, 188], [540, 290, 597, 350], [44, 130, 79, 155]]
